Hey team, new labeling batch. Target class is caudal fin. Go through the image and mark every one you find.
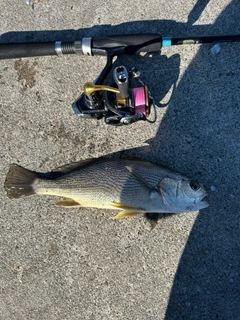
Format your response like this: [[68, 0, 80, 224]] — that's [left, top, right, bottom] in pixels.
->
[[4, 164, 38, 199]]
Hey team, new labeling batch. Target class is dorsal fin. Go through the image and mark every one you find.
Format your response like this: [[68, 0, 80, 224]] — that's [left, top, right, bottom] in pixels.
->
[[36, 158, 103, 180], [52, 158, 100, 173]]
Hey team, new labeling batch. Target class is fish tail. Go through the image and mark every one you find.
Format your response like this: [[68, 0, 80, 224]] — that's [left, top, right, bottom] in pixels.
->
[[4, 164, 38, 199]]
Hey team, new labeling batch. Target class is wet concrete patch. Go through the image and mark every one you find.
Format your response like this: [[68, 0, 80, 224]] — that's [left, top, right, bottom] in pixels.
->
[[14, 59, 38, 90]]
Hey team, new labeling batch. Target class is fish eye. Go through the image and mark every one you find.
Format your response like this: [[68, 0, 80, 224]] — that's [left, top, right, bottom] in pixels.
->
[[189, 181, 200, 191]]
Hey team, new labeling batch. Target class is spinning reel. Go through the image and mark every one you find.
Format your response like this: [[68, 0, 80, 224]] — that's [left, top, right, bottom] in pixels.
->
[[72, 55, 156, 125]]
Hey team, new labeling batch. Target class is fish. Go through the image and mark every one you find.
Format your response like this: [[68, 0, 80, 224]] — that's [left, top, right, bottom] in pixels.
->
[[4, 157, 208, 219]]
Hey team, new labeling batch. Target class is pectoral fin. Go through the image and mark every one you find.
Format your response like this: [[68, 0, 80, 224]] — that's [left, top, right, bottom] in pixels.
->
[[145, 212, 160, 231], [55, 199, 81, 207], [149, 220, 158, 230], [125, 166, 153, 191]]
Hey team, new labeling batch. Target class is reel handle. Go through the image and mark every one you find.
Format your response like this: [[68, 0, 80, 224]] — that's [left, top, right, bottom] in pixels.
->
[[83, 82, 120, 95]]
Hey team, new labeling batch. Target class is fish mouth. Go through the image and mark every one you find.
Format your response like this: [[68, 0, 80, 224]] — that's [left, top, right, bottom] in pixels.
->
[[199, 200, 209, 208], [198, 193, 209, 208]]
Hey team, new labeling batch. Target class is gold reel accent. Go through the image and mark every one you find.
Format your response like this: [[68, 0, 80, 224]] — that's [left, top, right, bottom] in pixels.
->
[[84, 82, 120, 95]]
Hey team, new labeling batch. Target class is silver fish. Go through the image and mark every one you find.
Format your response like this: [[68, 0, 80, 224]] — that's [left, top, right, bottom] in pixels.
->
[[4, 157, 208, 218]]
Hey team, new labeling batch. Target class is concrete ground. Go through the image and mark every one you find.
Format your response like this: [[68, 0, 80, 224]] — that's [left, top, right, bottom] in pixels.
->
[[1, 1, 240, 319]]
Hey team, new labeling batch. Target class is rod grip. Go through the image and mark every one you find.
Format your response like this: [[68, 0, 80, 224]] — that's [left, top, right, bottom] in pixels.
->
[[0, 42, 57, 59]]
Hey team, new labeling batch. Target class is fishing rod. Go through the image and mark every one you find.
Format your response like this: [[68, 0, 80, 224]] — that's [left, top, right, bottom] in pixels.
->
[[1, 33, 240, 126]]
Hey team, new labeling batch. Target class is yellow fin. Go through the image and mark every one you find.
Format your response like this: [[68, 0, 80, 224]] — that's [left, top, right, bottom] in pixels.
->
[[111, 203, 144, 211], [111, 203, 145, 219], [55, 199, 81, 207], [113, 211, 142, 219]]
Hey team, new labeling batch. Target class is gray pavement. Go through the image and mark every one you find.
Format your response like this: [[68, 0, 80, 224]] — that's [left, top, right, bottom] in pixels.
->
[[1, 1, 240, 319]]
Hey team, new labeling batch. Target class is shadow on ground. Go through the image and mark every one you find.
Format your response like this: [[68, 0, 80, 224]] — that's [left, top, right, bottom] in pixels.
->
[[162, 2, 240, 319]]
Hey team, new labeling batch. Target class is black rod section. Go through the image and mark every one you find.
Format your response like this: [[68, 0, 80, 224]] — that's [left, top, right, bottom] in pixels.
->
[[0, 42, 57, 59], [171, 34, 240, 45], [1, 34, 240, 59], [0, 41, 81, 59]]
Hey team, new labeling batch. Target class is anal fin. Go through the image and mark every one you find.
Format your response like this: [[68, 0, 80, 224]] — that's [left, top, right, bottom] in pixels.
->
[[55, 199, 81, 207]]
